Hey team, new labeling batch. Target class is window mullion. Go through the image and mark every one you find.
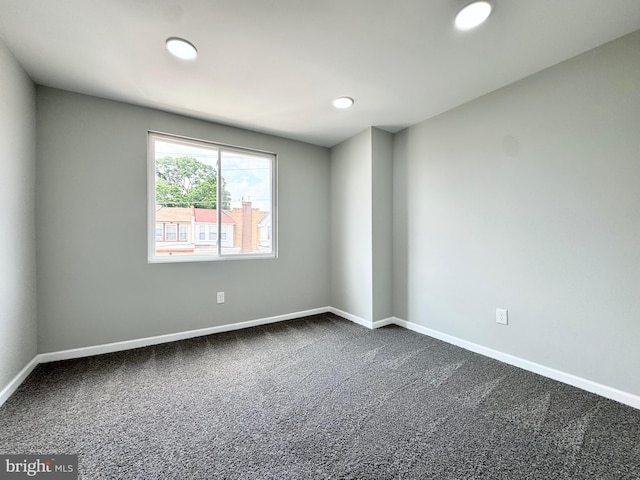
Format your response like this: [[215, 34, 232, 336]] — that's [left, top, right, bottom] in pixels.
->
[[217, 149, 222, 257]]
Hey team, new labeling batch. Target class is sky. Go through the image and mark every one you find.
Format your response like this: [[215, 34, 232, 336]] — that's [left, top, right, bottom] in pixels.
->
[[154, 138, 272, 211]]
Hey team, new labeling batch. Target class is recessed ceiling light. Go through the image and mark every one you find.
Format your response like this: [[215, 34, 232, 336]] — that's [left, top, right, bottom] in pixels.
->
[[454, 1, 492, 31], [166, 37, 198, 60], [333, 97, 354, 109]]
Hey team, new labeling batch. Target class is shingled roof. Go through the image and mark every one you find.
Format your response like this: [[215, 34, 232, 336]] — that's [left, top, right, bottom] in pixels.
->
[[193, 208, 235, 224], [155, 206, 235, 224]]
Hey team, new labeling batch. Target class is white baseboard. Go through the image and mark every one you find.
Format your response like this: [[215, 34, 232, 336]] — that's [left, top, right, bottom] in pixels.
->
[[392, 317, 640, 411], [373, 317, 395, 329], [328, 307, 373, 329], [0, 307, 332, 407], [39, 307, 331, 364], [327, 307, 394, 330], [0, 356, 40, 407], [3, 308, 638, 412]]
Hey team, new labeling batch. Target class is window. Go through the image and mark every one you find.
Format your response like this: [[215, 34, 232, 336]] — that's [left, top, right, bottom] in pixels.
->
[[179, 224, 188, 241], [165, 224, 177, 241], [148, 131, 277, 262]]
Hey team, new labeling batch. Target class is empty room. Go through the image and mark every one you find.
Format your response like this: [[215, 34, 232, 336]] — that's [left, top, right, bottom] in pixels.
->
[[1, 1, 639, 478]]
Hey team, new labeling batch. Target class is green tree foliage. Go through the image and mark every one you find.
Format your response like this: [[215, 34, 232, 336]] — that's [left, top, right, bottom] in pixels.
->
[[155, 156, 231, 210]]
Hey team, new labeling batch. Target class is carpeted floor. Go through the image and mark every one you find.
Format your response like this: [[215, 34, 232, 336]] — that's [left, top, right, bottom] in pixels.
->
[[1, 313, 639, 479]]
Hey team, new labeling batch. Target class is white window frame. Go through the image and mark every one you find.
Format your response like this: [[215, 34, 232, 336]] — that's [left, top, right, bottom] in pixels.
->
[[178, 223, 188, 242], [164, 223, 178, 242], [208, 225, 217, 242], [148, 131, 278, 263]]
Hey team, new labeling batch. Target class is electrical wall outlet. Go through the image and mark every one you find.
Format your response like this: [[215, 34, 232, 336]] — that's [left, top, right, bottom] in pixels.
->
[[496, 308, 508, 325], [217, 292, 225, 304]]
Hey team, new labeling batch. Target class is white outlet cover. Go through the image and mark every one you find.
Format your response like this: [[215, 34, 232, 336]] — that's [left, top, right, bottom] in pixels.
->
[[496, 308, 508, 325]]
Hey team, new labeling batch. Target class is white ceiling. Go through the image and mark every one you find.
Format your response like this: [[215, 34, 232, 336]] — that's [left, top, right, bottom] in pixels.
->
[[1, 0, 639, 147]]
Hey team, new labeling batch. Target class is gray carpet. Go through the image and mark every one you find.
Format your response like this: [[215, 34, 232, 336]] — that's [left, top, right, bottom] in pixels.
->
[[1, 313, 639, 479]]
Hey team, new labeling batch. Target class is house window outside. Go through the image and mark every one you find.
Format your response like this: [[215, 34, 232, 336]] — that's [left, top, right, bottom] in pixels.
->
[[148, 131, 277, 262], [165, 224, 177, 241], [179, 224, 188, 241]]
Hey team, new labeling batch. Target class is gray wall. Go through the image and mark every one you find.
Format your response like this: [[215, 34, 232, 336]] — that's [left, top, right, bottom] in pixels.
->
[[392, 128, 408, 321], [36, 87, 330, 353], [393, 30, 640, 395], [330, 127, 393, 323], [0, 40, 37, 390], [371, 128, 393, 322], [330, 129, 373, 321]]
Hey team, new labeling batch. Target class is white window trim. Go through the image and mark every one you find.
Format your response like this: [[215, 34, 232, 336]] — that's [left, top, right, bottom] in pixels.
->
[[164, 223, 178, 242], [147, 131, 278, 263], [178, 223, 188, 242]]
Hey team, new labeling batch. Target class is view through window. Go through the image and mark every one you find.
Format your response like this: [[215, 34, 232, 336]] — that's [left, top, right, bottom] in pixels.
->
[[148, 132, 276, 262]]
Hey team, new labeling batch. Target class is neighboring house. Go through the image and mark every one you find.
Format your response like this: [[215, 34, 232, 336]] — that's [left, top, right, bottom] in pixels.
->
[[257, 211, 271, 251], [155, 204, 268, 255], [227, 200, 268, 253], [155, 206, 193, 253], [154, 206, 237, 255], [192, 208, 235, 248]]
